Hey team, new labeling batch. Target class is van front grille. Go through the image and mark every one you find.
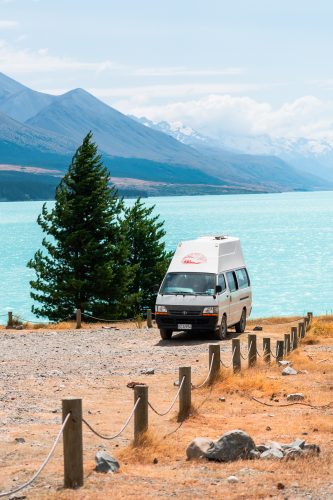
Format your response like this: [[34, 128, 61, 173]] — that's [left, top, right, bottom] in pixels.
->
[[169, 310, 201, 316]]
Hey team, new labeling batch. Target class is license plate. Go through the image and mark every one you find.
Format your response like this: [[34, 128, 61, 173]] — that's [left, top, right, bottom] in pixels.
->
[[178, 323, 192, 330]]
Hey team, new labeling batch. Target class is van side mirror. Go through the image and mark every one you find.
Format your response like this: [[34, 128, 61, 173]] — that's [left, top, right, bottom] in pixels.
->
[[215, 285, 222, 294], [153, 283, 160, 292]]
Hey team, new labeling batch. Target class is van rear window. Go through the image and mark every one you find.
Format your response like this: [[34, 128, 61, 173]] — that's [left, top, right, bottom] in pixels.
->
[[226, 272, 237, 292], [235, 268, 250, 289]]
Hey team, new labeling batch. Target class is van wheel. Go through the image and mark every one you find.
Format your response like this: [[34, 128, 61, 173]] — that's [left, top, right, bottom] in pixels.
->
[[159, 328, 173, 340], [235, 309, 246, 333], [215, 315, 227, 340]]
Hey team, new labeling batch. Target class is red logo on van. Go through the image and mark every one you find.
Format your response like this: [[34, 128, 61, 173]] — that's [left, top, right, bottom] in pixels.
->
[[182, 253, 207, 264]]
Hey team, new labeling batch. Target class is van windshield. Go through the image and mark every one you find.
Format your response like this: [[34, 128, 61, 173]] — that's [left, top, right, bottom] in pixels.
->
[[160, 272, 216, 295]]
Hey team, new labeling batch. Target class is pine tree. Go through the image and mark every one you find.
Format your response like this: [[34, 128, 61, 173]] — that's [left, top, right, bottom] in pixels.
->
[[28, 132, 133, 321], [124, 198, 172, 314]]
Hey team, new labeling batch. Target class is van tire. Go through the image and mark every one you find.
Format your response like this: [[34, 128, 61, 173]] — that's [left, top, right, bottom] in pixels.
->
[[160, 328, 173, 340], [215, 314, 227, 340], [235, 308, 246, 333]]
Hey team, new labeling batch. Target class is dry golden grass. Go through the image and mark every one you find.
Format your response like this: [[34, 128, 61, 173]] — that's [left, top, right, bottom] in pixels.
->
[[215, 364, 281, 396]]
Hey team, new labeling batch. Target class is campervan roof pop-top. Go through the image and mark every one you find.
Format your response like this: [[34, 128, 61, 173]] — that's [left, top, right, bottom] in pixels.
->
[[155, 236, 252, 341]]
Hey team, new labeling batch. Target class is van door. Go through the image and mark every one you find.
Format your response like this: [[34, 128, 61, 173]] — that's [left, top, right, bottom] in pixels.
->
[[234, 268, 251, 320], [226, 271, 239, 325], [217, 273, 229, 323]]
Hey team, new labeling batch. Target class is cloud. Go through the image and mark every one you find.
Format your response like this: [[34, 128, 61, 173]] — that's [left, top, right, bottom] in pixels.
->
[[0, 20, 20, 29], [0, 41, 120, 73], [89, 82, 266, 101], [125, 94, 333, 141], [134, 66, 245, 77]]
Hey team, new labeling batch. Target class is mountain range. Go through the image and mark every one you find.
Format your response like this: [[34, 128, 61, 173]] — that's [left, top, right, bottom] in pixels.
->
[[0, 71, 331, 201]]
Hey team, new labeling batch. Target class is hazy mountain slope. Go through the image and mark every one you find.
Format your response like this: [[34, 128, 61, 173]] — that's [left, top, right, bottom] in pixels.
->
[[0, 88, 55, 122], [26, 89, 209, 167], [0, 72, 27, 101], [0, 111, 74, 155]]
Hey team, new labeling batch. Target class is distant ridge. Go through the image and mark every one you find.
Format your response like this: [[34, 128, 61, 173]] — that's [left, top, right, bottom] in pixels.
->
[[0, 71, 331, 201]]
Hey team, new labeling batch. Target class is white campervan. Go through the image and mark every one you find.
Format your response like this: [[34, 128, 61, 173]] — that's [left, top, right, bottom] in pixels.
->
[[155, 235, 252, 340]]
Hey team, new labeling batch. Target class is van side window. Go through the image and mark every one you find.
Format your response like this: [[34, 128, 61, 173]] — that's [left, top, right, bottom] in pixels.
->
[[218, 274, 226, 292], [235, 268, 250, 289], [226, 271, 237, 292]]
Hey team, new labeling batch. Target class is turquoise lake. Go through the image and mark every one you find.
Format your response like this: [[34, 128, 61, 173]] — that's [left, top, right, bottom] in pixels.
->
[[1, 191, 333, 321]]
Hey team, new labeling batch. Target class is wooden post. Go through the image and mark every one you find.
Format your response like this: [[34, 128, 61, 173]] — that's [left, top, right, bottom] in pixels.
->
[[307, 312, 313, 330], [208, 344, 220, 384], [178, 366, 191, 422], [304, 316, 309, 333], [276, 340, 284, 362], [76, 309, 81, 329], [62, 398, 83, 489], [134, 385, 148, 444], [291, 326, 298, 350], [147, 309, 153, 328], [263, 337, 271, 364], [284, 333, 291, 355], [248, 334, 257, 368], [298, 322, 302, 340], [232, 338, 241, 373], [298, 322, 305, 340], [7, 311, 13, 328]]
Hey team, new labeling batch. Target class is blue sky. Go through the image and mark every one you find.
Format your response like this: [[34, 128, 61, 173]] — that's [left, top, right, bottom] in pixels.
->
[[1, 0, 333, 140]]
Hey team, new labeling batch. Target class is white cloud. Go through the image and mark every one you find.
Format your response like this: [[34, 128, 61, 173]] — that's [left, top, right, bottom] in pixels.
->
[[125, 94, 333, 142], [88, 83, 265, 101], [0, 20, 20, 29], [134, 66, 245, 77], [0, 41, 119, 73]]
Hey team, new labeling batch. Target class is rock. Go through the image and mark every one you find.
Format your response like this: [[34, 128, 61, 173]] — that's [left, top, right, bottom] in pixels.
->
[[277, 482, 285, 490], [205, 430, 256, 462], [298, 370, 308, 374], [287, 393, 304, 401], [282, 366, 297, 376], [253, 326, 263, 331], [95, 451, 120, 473], [249, 449, 261, 459], [140, 369, 155, 375], [15, 437, 25, 444], [278, 360, 292, 366], [256, 445, 270, 453], [266, 426, 272, 431], [260, 448, 284, 460], [153, 457, 158, 464], [265, 441, 283, 451], [15, 325, 23, 330], [227, 476, 239, 483], [284, 447, 304, 459], [173, 380, 180, 387], [218, 397, 226, 402], [186, 437, 214, 460], [303, 444, 320, 455]]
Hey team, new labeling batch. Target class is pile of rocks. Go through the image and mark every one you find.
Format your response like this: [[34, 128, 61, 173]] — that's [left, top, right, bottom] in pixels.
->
[[186, 430, 320, 462]]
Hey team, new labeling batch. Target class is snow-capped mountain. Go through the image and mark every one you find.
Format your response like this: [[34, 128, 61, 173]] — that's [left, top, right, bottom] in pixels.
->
[[134, 116, 333, 183]]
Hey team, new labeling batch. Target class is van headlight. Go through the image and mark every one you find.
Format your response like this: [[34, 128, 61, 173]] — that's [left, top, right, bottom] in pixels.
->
[[156, 305, 168, 313], [203, 306, 219, 314]]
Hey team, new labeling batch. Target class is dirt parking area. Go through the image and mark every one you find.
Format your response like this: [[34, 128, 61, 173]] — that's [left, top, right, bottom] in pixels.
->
[[0, 317, 332, 499]]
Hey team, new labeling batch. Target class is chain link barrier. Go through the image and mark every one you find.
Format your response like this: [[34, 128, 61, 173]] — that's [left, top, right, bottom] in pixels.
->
[[82, 398, 140, 440], [192, 353, 215, 389], [148, 377, 185, 416], [220, 346, 237, 368], [82, 312, 135, 323], [239, 340, 253, 360], [0, 413, 70, 498]]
